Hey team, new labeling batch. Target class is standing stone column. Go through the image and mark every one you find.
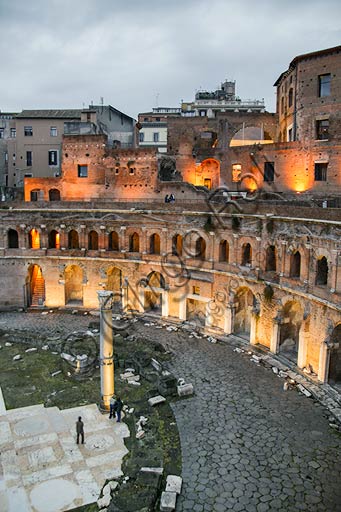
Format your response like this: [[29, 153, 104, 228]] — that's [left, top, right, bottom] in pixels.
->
[[97, 290, 114, 411]]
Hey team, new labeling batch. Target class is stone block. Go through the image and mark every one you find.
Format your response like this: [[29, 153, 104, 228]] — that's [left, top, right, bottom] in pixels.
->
[[97, 493, 111, 509], [141, 467, 164, 475], [148, 395, 166, 407], [160, 491, 177, 511], [166, 475, 182, 494], [177, 383, 194, 397]]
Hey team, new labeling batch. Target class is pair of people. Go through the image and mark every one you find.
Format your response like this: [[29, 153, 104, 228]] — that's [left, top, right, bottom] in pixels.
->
[[109, 395, 123, 422], [165, 194, 175, 203]]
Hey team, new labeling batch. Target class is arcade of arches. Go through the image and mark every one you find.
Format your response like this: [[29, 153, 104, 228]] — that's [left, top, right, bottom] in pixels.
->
[[1, 209, 340, 388]]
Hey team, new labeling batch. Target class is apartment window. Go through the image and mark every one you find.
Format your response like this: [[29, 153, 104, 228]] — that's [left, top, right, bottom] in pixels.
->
[[288, 127, 293, 141], [26, 151, 32, 167], [153, 132, 159, 142], [264, 162, 275, 182], [288, 88, 293, 108], [156, 117, 161, 122], [139, 132, 145, 143], [48, 150, 58, 166], [78, 164, 88, 177], [50, 126, 57, 137], [10, 128, 16, 138], [318, 74, 331, 97], [199, 110, 206, 117], [193, 286, 200, 295], [314, 162, 328, 181], [316, 119, 329, 140], [24, 126, 33, 136], [0, 128, 4, 139]]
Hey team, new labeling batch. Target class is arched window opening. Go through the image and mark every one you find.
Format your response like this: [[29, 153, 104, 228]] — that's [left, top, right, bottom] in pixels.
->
[[68, 230, 79, 249], [8, 229, 19, 248], [48, 230, 60, 249], [316, 256, 328, 286], [150, 233, 160, 254], [29, 229, 40, 249], [242, 243, 252, 266], [172, 234, 183, 256], [129, 232, 139, 252], [219, 240, 229, 262], [26, 264, 45, 307], [290, 251, 301, 278], [49, 188, 60, 201], [265, 245, 276, 271], [195, 237, 206, 259], [108, 231, 119, 251], [88, 230, 98, 250]]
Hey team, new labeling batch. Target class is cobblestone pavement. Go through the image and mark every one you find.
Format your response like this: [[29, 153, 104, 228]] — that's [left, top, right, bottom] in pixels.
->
[[1, 312, 341, 511], [162, 332, 341, 512]]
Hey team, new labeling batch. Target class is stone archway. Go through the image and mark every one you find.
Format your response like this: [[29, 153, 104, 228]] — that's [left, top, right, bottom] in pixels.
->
[[279, 301, 303, 363], [328, 324, 341, 388], [106, 267, 122, 311], [64, 265, 83, 305], [26, 264, 45, 307], [233, 287, 255, 339], [143, 271, 167, 316]]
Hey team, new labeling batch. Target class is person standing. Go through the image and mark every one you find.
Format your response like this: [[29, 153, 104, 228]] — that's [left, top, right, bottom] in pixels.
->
[[115, 397, 123, 423], [76, 416, 84, 444], [109, 394, 116, 419]]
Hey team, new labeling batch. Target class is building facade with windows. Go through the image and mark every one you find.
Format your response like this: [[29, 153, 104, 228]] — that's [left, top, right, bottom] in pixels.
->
[[138, 107, 181, 153], [5, 106, 137, 188], [0, 111, 17, 187], [181, 80, 266, 118], [274, 45, 341, 142]]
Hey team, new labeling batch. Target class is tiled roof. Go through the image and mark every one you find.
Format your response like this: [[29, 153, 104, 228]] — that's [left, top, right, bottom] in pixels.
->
[[15, 109, 82, 119]]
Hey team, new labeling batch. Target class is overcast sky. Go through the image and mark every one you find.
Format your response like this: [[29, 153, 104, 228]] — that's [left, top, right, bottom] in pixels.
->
[[1, 0, 340, 118]]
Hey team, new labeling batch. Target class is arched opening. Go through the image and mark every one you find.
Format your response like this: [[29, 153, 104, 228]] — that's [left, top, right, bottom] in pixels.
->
[[265, 245, 276, 272], [48, 230, 60, 249], [242, 243, 252, 266], [172, 234, 183, 256], [29, 229, 40, 249], [144, 271, 165, 314], [196, 158, 220, 189], [106, 267, 122, 311], [195, 237, 206, 259], [88, 230, 98, 250], [328, 324, 341, 387], [49, 188, 60, 201], [229, 126, 274, 147], [26, 264, 45, 307], [219, 240, 229, 262], [316, 256, 328, 286], [150, 233, 161, 254], [108, 231, 119, 251], [64, 265, 83, 305], [233, 287, 254, 339], [129, 232, 139, 252], [8, 229, 19, 249], [68, 230, 79, 249], [290, 251, 301, 278], [279, 301, 303, 363], [30, 189, 42, 201]]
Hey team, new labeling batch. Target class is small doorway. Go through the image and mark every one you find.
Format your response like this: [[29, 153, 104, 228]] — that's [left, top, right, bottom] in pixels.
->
[[26, 265, 45, 307]]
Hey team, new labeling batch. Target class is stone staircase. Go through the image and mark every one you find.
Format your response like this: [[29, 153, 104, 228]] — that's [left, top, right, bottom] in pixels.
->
[[31, 268, 45, 306]]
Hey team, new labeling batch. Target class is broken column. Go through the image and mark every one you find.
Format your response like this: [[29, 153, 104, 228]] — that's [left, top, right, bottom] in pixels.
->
[[97, 290, 114, 411]]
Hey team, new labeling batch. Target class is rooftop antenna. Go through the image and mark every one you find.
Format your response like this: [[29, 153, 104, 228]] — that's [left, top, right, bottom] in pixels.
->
[[100, 96, 104, 113], [155, 93, 159, 107]]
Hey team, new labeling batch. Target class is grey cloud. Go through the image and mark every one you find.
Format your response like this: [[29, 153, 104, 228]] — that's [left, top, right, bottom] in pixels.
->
[[0, 0, 340, 116]]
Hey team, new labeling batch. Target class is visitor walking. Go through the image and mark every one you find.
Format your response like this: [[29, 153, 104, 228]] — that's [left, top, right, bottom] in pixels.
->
[[115, 397, 123, 423], [76, 416, 84, 444], [165, 194, 169, 203], [109, 394, 116, 419]]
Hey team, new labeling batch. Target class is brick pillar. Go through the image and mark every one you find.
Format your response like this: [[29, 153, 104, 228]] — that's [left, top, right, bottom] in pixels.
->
[[224, 304, 235, 334], [99, 225, 106, 251], [40, 225, 47, 250], [232, 234, 239, 265], [120, 226, 126, 252], [318, 341, 330, 383], [80, 225, 86, 250], [270, 318, 281, 354], [20, 224, 27, 249], [161, 228, 168, 255]]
